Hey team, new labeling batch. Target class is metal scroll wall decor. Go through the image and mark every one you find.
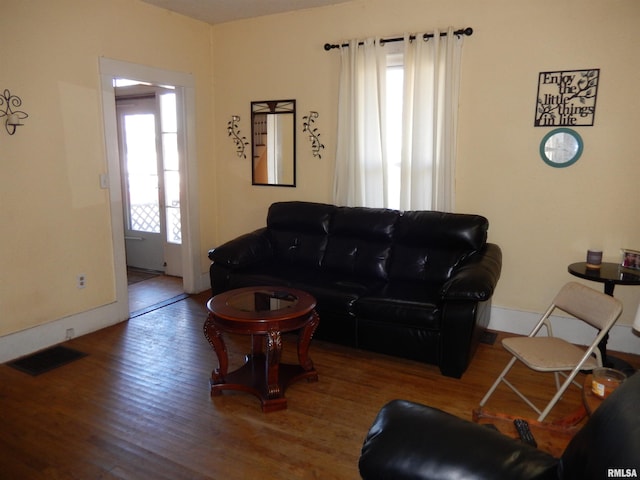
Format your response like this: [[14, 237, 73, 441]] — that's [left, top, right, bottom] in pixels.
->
[[302, 111, 325, 159], [0, 89, 29, 135], [227, 115, 249, 158]]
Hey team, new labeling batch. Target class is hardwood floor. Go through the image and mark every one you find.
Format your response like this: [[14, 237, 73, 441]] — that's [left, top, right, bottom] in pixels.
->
[[127, 271, 184, 315], [1, 291, 638, 479]]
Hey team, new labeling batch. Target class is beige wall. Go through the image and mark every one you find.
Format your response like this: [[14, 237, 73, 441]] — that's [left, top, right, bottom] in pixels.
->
[[211, 0, 640, 334], [1, 0, 639, 351], [0, 0, 214, 337]]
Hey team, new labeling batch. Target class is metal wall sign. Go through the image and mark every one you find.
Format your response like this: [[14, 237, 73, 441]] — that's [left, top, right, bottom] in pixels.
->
[[534, 69, 599, 127]]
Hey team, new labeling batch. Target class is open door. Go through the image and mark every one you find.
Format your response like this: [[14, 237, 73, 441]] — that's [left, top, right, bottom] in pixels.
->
[[116, 84, 182, 277]]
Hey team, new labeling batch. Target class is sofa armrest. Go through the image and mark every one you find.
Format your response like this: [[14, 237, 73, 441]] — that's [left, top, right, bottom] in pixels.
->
[[440, 243, 502, 301], [208, 227, 272, 268], [359, 400, 558, 480]]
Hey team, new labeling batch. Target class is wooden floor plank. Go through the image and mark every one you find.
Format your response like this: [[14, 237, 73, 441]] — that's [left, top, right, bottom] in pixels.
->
[[1, 290, 638, 479]]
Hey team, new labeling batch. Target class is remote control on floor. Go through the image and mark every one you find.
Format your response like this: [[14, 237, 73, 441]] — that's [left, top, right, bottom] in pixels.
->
[[513, 419, 537, 447]]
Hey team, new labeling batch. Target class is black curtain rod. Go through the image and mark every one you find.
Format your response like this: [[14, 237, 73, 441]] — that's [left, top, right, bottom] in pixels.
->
[[324, 27, 473, 51]]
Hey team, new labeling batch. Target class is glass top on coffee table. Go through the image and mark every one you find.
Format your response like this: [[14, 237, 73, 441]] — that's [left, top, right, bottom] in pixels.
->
[[226, 288, 299, 313]]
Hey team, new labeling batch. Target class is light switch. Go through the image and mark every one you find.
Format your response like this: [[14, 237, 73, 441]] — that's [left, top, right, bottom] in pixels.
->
[[99, 173, 109, 189]]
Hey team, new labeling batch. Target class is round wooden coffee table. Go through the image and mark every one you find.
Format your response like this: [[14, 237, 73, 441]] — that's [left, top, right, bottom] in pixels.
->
[[204, 286, 319, 412]]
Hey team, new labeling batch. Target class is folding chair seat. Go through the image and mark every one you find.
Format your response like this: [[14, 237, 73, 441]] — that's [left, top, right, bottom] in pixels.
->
[[479, 281, 623, 422]]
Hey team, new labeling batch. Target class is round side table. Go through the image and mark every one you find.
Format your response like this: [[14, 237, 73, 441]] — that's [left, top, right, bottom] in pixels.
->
[[568, 262, 640, 296], [568, 262, 640, 374]]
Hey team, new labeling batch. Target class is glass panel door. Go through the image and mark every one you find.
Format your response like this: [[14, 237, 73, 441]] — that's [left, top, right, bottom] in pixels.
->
[[117, 95, 164, 272], [125, 112, 161, 234], [159, 91, 183, 276], [116, 85, 183, 276]]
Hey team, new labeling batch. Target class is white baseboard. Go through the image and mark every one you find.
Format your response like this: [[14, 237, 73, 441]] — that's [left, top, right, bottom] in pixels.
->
[[0, 301, 128, 364], [489, 305, 640, 355]]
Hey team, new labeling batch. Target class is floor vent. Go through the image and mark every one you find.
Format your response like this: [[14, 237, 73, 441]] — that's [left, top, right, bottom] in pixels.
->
[[7, 346, 87, 376]]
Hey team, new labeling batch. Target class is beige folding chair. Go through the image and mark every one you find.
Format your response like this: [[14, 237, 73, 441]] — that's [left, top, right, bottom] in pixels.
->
[[479, 281, 623, 422]]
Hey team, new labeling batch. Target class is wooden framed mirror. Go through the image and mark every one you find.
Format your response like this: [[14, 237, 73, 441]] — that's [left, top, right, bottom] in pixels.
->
[[251, 100, 296, 187]]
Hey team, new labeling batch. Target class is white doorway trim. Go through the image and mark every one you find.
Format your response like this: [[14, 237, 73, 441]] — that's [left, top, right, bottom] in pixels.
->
[[99, 58, 202, 315]]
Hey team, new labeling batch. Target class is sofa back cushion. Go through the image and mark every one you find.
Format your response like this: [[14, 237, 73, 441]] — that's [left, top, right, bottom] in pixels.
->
[[322, 207, 399, 280], [267, 201, 336, 268], [389, 211, 488, 283]]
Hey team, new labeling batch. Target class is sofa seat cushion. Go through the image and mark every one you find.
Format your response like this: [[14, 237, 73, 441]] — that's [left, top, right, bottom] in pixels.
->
[[357, 282, 442, 329], [292, 275, 385, 314]]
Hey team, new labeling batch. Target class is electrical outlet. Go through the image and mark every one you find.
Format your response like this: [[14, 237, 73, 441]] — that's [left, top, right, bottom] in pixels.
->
[[65, 328, 75, 340], [77, 274, 86, 289]]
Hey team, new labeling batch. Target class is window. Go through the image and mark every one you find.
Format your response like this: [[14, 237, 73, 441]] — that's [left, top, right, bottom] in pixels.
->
[[385, 50, 404, 210], [334, 30, 464, 212]]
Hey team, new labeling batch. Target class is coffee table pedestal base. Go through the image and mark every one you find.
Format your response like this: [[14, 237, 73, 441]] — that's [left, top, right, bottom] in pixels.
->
[[210, 354, 318, 412]]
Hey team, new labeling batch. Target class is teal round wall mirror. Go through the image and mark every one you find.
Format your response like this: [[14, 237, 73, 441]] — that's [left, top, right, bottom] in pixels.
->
[[539, 128, 583, 168]]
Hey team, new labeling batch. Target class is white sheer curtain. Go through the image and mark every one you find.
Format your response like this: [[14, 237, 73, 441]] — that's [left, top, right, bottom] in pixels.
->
[[333, 27, 464, 212]]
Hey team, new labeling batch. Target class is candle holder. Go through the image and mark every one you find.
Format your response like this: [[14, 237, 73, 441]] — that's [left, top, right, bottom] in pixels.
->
[[586, 249, 602, 270], [0, 89, 28, 135]]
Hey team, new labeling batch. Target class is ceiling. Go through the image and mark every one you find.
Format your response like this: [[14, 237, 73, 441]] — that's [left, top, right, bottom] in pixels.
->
[[140, 0, 353, 25]]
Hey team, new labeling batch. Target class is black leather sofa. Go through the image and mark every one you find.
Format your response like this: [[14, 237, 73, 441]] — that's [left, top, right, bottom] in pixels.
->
[[359, 371, 640, 480], [208, 201, 502, 378]]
